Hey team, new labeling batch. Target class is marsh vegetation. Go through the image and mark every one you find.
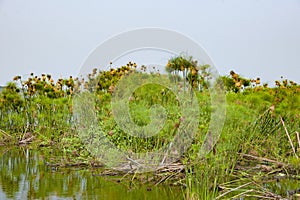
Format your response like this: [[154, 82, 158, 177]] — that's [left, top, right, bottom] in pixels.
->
[[0, 56, 299, 199]]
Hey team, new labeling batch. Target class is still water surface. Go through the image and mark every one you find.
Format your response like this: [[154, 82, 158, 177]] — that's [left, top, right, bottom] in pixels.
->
[[1, 147, 300, 199], [0, 147, 182, 200]]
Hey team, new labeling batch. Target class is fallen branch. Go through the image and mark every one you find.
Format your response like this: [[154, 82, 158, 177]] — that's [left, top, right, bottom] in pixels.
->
[[243, 194, 282, 199], [154, 173, 175, 186], [252, 181, 284, 199], [215, 182, 252, 200], [45, 161, 91, 167], [280, 117, 298, 159], [238, 153, 287, 167], [18, 136, 35, 145], [230, 189, 254, 199], [0, 129, 12, 138]]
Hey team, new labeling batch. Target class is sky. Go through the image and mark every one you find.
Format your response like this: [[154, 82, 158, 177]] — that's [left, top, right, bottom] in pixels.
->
[[0, 0, 299, 86]]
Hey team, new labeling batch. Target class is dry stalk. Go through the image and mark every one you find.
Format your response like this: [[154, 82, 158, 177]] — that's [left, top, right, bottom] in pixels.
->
[[238, 153, 287, 167], [215, 182, 252, 200], [0, 129, 12, 138], [280, 117, 298, 159], [296, 131, 300, 149], [230, 189, 254, 199]]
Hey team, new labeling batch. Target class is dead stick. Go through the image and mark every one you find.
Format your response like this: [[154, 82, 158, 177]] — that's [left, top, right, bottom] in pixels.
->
[[280, 117, 298, 159], [215, 182, 252, 200], [296, 131, 300, 149], [0, 129, 12, 138], [238, 153, 287, 167], [230, 189, 254, 199]]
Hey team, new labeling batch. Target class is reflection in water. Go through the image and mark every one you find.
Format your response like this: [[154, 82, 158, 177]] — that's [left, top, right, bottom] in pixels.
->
[[1, 147, 299, 199], [0, 147, 182, 200]]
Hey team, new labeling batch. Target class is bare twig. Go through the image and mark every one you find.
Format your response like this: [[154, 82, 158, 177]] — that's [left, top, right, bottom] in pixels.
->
[[280, 117, 298, 159], [160, 142, 172, 165], [18, 136, 35, 145], [0, 129, 12, 138], [238, 153, 287, 167], [243, 194, 282, 199], [154, 173, 176, 186], [126, 156, 141, 166], [230, 189, 254, 199], [215, 182, 252, 200], [296, 131, 300, 149], [252, 181, 284, 199]]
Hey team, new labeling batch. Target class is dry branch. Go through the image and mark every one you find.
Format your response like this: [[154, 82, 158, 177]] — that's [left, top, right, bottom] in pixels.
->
[[238, 153, 287, 167], [296, 131, 300, 149], [280, 117, 298, 159]]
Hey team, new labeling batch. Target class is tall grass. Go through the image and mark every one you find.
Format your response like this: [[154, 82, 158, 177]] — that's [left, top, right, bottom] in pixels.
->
[[0, 60, 299, 199]]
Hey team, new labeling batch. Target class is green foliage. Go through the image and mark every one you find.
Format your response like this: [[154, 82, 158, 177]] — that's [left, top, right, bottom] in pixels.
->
[[166, 55, 212, 90], [0, 57, 299, 199]]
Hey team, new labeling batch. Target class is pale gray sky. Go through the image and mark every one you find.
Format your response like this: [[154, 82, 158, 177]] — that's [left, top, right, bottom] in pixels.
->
[[0, 0, 299, 86]]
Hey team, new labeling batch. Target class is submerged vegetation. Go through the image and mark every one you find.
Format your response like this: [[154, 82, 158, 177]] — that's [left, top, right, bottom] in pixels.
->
[[0, 55, 299, 199]]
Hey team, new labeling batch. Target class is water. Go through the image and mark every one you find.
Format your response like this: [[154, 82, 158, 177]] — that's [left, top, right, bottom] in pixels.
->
[[0, 147, 182, 200], [1, 147, 300, 199]]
